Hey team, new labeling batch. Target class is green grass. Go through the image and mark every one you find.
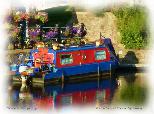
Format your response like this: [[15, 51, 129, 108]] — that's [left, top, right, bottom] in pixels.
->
[[112, 6, 148, 49]]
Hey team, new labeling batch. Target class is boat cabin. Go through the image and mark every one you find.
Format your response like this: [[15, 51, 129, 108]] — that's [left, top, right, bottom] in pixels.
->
[[30, 44, 111, 69]]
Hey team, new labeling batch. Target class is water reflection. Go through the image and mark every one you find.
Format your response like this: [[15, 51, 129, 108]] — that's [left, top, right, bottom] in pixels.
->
[[8, 73, 147, 110], [119, 73, 147, 105], [8, 77, 118, 110]]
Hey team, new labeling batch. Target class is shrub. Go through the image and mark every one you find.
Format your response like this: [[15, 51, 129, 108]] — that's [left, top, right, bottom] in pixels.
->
[[112, 6, 148, 49]]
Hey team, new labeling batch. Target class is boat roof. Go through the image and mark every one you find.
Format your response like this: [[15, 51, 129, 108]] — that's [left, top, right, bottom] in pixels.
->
[[55, 44, 107, 53], [30, 37, 115, 54]]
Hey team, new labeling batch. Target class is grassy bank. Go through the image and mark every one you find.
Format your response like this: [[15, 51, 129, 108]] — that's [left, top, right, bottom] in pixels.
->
[[112, 6, 149, 49]]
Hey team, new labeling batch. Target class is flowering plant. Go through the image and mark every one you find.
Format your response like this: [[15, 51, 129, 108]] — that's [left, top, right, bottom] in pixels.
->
[[11, 27, 20, 38], [6, 10, 48, 24], [44, 29, 58, 39], [28, 28, 40, 39], [34, 12, 48, 23], [6, 25, 20, 40], [12, 11, 29, 22]]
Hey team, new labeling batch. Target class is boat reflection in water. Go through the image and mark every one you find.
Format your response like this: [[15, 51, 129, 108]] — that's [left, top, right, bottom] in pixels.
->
[[8, 77, 118, 110]]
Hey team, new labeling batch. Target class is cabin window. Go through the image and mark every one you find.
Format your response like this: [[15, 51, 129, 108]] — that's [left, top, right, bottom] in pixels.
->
[[95, 50, 106, 60], [61, 54, 73, 65]]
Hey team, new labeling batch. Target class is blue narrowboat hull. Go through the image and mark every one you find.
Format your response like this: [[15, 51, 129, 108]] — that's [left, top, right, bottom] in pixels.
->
[[42, 60, 118, 80], [11, 54, 118, 81]]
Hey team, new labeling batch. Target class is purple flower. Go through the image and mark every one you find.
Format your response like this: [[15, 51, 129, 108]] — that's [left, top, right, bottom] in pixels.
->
[[72, 27, 78, 34], [28, 28, 40, 38], [7, 16, 13, 23], [45, 30, 58, 39]]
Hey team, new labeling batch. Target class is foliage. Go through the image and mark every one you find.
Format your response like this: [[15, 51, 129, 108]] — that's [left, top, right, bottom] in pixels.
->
[[5, 8, 48, 42], [28, 28, 40, 40], [112, 6, 148, 49], [8, 10, 48, 24], [41, 6, 73, 26], [34, 12, 48, 23]]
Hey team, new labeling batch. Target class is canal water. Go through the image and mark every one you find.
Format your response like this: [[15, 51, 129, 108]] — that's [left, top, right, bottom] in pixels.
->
[[7, 52, 148, 110], [7, 72, 147, 110]]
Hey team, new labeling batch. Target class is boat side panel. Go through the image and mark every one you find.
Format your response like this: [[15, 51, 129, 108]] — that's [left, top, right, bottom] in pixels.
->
[[62, 63, 98, 76], [44, 60, 118, 79], [56, 51, 82, 68], [44, 69, 62, 79], [56, 47, 111, 68]]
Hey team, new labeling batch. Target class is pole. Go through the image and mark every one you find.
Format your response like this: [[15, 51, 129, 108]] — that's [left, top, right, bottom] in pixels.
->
[[110, 63, 112, 79], [26, 7, 29, 38], [97, 64, 100, 88], [62, 72, 64, 89]]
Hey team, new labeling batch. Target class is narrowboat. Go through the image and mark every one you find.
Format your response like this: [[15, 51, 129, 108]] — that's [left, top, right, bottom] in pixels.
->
[[10, 37, 119, 83]]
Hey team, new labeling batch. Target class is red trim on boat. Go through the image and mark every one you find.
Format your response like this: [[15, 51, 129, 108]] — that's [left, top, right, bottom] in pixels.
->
[[56, 47, 110, 68]]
